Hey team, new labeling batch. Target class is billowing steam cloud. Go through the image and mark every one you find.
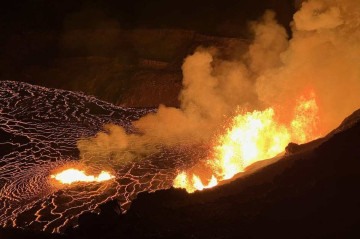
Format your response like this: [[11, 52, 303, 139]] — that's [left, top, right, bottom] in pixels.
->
[[78, 0, 360, 167], [257, 0, 360, 131]]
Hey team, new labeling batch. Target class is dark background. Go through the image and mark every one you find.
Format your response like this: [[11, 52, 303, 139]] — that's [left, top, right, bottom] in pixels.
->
[[0, 0, 295, 34], [3, 2, 360, 238], [0, 0, 297, 106]]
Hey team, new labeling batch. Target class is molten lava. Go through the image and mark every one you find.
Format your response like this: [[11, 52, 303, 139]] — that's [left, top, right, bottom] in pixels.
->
[[174, 92, 320, 193], [51, 169, 115, 185]]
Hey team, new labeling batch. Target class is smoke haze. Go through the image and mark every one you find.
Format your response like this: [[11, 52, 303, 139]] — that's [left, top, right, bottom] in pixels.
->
[[78, 0, 360, 167]]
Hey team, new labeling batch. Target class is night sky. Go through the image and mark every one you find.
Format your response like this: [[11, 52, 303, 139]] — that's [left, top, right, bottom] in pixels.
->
[[0, 0, 295, 36], [0, 0, 297, 105]]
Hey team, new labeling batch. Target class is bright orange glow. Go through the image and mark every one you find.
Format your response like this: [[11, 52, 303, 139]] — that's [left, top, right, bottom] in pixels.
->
[[174, 92, 320, 193], [290, 91, 319, 143], [50, 169, 115, 185]]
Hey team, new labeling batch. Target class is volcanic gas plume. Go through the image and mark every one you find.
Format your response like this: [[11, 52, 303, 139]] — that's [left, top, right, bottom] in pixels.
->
[[0, 81, 191, 232], [77, 0, 360, 193], [1, 0, 360, 234]]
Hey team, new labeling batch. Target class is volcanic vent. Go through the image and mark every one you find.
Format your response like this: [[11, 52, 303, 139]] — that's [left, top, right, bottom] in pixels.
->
[[0, 81, 205, 232], [1, 0, 360, 236], [75, 0, 360, 195]]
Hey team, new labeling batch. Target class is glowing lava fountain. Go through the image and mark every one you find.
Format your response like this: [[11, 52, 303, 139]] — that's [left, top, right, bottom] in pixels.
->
[[51, 169, 115, 185], [174, 92, 320, 193]]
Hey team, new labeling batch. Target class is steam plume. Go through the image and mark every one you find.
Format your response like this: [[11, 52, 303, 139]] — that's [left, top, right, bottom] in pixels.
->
[[78, 0, 360, 167]]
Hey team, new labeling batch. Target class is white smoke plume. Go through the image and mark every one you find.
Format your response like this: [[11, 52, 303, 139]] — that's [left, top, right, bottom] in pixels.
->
[[78, 0, 360, 166], [257, 0, 360, 131]]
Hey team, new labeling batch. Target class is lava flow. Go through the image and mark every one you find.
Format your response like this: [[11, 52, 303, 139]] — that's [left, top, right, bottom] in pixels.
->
[[174, 92, 320, 193], [51, 169, 115, 184]]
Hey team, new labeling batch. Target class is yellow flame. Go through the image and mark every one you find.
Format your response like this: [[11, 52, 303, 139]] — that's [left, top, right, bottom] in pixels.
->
[[290, 92, 319, 143], [173, 172, 218, 193], [50, 169, 115, 185], [174, 92, 320, 193]]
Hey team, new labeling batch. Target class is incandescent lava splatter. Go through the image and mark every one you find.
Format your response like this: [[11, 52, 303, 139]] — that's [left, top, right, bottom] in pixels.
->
[[50, 169, 115, 184], [0, 81, 202, 232], [174, 92, 320, 193]]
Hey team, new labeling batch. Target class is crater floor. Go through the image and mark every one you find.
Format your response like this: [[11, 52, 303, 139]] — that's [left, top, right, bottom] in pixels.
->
[[0, 81, 202, 232]]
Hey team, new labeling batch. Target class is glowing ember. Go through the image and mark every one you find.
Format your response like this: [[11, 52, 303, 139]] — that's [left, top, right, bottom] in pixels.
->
[[51, 169, 115, 184], [174, 92, 320, 193]]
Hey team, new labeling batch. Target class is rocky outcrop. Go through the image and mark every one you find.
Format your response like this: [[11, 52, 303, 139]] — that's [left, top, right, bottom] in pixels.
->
[[109, 109, 360, 238], [58, 108, 360, 239], [65, 200, 123, 239]]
